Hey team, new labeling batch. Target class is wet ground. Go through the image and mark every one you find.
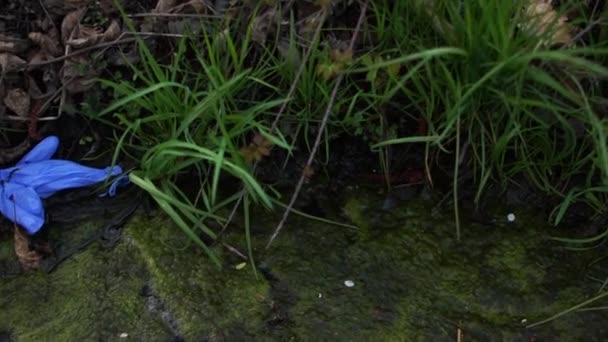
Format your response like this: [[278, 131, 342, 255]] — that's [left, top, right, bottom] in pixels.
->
[[1, 185, 607, 341]]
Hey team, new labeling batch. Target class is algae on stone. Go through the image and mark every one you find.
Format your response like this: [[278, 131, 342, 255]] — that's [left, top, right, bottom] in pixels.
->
[[0, 233, 170, 341]]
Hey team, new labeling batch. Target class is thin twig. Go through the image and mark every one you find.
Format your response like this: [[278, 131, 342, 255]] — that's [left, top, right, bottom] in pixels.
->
[[218, 2, 324, 236], [266, 0, 369, 249], [12, 38, 137, 70], [272, 10, 327, 131], [127, 12, 222, 19]]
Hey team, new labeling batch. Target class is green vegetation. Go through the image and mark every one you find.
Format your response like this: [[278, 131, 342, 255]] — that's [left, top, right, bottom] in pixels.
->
[[92, 0, 608, 256]]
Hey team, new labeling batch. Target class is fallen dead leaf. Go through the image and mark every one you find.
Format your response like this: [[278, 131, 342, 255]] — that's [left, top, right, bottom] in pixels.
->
[[239, 132, 274, 163], [14, 227, 42, 271], [28, 31, 63, 57], [0, 53, 27, 70], [155, 0, 179, 13], [251, 7, 278, 44], [62, 9, 121, 49], [43, 0, 92, 15], [521, 0, 573, 45], [0, 34, 30, 54], [330, 47, 353, 64], [3, 88, 31, 117], [302, 165, 315, 182], [62, 55, 99, 93], [61, 8, 86, 45], [103, 20, 121, 41]]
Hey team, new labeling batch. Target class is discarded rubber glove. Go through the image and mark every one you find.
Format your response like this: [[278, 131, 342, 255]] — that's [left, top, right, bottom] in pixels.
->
[[0, 136, 123, 234]]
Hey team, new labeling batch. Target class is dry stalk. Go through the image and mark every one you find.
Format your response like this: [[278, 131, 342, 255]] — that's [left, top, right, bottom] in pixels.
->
[[266, 0, 369, 249]]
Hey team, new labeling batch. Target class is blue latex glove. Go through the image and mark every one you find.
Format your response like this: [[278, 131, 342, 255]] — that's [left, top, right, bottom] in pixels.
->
[[0, 136, 123, 234]]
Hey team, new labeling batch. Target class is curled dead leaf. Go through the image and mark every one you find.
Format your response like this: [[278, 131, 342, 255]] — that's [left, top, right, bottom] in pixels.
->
[[61, 8, 86, 45], [239, 132, 274, 163], [43, 0, 92, 15], [0, 34, 30, 54], [251, 8, 278, 44], [521, 0, 572, 45], [155, 0, 179, 13], [154, 0, 208, 14], [67, 25, 104, 49], [0, 52, 27, 70], [3, 88, 31, 117], [103, 20, 121, 41], [63, 9, 121, 49], [14, 227, 42, 271], [63, 56, 99, 93], [28, 32, 63, 57]]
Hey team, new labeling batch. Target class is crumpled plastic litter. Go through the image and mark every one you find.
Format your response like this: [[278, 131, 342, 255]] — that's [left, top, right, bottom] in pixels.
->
[[0, 136, 123, 234]]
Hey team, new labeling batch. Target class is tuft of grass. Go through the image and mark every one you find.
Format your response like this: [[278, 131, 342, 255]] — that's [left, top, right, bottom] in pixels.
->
[[89, 0, 608, 266], [365, 0, 608, 238], [90, 10, 290, 266]]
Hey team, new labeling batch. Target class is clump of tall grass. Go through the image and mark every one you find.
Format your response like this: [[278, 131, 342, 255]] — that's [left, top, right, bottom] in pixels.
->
[[365, 0, 608, 238], [92, 0, 608, 263], [91, 15, 291, 267]]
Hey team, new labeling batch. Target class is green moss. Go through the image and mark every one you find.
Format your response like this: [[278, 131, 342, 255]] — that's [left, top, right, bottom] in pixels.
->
[[2, 187, 607, 340], [0, 230, 169, 341], [126, 214, 270, 340]]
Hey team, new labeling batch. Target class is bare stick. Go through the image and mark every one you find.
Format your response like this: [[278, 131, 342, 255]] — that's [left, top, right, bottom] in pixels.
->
[[11, 38, 137, 70], [271, 10, 326, 131], [218, 3, 324, 236], [266, 0, 369, 249]]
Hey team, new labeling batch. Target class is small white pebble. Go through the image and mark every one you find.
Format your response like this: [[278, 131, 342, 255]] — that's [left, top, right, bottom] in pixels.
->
[[344, 280, 355, 287], [318, 293, 323, 298], [119, 333, 128, 338], [520, 318, 527, 324], [507, 213, 516, 222]]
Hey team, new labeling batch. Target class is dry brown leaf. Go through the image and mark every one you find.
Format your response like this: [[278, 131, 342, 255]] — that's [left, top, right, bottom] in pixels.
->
[[103, 20, 121, 41], [302, 165, 315, 182], [99, 0, 123, 14], [14, 227, 42, 271], [28, 31, 63, 57], [43, 0, 92, 15], [61, 8, 86, 45], [239, 132, 274, 163], [63, 56, 98, 93], [3, 88, 30, 117], [62, 10, 121, 49], [67, 25, 104, 49], [0, 34, 29, 54], [155, 0, 179, 13], [0, 52, 26, 70], [521, 0, 572, 45], [170, 0, 209, 13], [251, 8, 278, 44], [330, 47, 353, 64]]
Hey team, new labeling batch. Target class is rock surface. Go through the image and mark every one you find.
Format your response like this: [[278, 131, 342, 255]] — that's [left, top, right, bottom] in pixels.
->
[[1, 187, 607, 340]]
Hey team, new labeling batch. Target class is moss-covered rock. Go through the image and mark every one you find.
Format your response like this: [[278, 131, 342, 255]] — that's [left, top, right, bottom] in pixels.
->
[[1, 186, 607, 340], [0, 233, 170, 341]]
